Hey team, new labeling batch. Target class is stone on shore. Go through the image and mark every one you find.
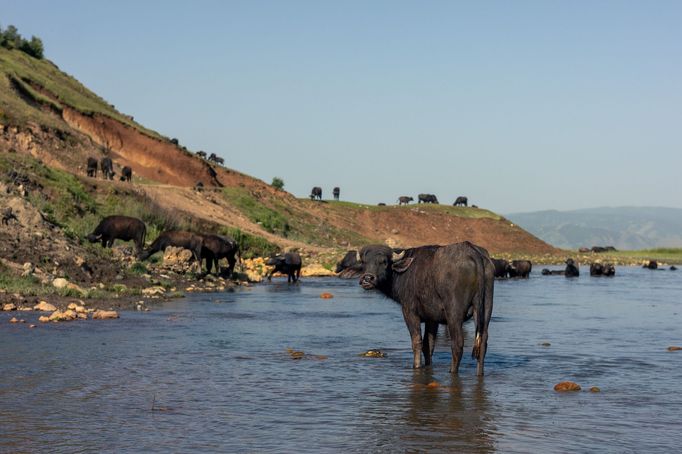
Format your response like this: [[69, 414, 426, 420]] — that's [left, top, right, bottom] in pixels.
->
[[92, 310, 119, 320], [34, 301, 57, 312], [300, 264, 335, 277], [3, 303, 17, 311], [142, 286, 166, 296]]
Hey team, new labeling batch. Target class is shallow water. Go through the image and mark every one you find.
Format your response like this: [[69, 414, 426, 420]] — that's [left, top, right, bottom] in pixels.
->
[[1, 267, 681, 453]]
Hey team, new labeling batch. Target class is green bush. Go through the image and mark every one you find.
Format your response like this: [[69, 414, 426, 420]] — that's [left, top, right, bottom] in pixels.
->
[[271, 177, 285, 190], [1, 24, 44, 59]]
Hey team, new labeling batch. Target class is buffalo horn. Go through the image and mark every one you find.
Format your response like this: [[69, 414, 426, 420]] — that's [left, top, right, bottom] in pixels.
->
[[392, 250, 405, 262]]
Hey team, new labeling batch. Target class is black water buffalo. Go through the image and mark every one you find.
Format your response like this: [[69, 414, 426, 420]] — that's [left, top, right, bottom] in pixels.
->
[[335, 250, 364, 279], [491, 258, 511, 278], [120, 166, 132, 182], [398, 196, 414, 205], [359, 242, 494, 375], [333, 187, 340, 200], [86, 157, 98, 177], [1, 207, 18, 225], [86, 215, 146, 254], [591, 246, 617, 253], [310, 187, 322, 201], [266, 252, 302, 282], [194, 181, 204, 192], [196, 151, 207, 159], [543, 258, 579, 277], [565, 258, 579, 277], [508, 260, 532, 278], [418, 194, 438, 204], [100, 157, 115, 180], [139, 231, 204, 272], [378, 202, 386, 206], [590, 262, 615, 276], [671, 266, 678, 271], [201, 234, 239, 276], [643, 260, 658, 270], [454, 196, 468, 207]]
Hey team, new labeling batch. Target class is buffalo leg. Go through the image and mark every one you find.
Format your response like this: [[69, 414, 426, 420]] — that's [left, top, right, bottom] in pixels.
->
[[402, 306, 423, 369], [422, 321, 438, 366]]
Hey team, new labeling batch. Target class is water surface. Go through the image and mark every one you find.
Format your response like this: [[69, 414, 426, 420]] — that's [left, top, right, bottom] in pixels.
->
[[1, 267, 681, 452]]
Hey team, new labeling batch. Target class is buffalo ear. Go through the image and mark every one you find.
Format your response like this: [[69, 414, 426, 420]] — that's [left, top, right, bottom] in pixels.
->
[[392, 257, 414, 273]]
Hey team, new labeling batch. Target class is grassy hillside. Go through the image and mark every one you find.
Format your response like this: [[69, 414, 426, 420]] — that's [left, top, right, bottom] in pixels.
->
[[0, 47, 160, 138], [1, 42, 560, 263]]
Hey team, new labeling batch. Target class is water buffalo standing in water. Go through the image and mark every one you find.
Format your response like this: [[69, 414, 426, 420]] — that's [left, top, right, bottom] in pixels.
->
[[266, 252, 302, 282], [86, 157, 98, 177], [565, 258, 579, 277], [139, 231, 204, 272], [418, 194, 438, 204], [86, 215, 146, 254], [359, 242, 494, 375], [643, 260, 658, 270], [542, 258, 579, 277], [590, 262, 615, 276], [491, 258, 511, 278], [333, 187, 340, 200], [508, 260, 532, 278], [120, 166, 132, 182], [100, 157, 115, 180], [201, 234, 240, 276], [335, 250, 364, 279], [398, 196, 413, 205], [310, 187, 322, 201], [454, 196, 468, 207]]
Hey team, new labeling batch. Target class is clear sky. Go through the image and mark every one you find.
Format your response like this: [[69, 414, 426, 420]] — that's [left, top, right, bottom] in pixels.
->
[[2, 1, 681, 213]]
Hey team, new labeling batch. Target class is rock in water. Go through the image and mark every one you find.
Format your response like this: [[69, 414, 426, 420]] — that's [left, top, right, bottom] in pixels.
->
[[92, 310, 120, 320], [34, 301, 57, 312], [554, 381, 581, 392]]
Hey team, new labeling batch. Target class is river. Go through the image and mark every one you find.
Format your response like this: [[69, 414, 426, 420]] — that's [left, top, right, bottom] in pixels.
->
[[1, 267, 681, 452]]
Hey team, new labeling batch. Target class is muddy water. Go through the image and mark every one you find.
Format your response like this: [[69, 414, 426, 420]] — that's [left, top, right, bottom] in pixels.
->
[[1, 267, 681, 452]]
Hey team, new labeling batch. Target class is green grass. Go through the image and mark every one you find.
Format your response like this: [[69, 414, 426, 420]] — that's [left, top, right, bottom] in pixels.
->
[[0, 47, 162, 139], [319, 199, 501, 220], [590, 248, 682, 264], [222, 187, 291, 237]]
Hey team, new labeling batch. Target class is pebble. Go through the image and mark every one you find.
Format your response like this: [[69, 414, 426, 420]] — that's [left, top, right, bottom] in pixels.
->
[[590, 387, 601, 393], [320, 292, 334, 299], [667, 346, 682, 352]]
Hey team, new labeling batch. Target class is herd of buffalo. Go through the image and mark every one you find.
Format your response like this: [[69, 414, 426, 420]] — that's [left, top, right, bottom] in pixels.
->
[[310, 187, 473, 207], [83, 192, 675, 378], [85, 215, 302, 282]]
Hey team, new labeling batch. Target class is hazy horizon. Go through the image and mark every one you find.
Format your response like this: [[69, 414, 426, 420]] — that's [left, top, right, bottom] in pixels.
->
[[2, 1, 681, 212]]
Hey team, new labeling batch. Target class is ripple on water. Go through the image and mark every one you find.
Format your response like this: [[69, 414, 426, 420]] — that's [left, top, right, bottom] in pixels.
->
[[1, 269, 682, 452]]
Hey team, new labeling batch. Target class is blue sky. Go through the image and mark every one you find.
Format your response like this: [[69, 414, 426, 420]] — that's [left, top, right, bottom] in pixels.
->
[[2, 1, 681, 212]]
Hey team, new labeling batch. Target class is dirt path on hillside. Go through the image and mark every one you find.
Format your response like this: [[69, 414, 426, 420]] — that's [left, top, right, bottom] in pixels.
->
[[141, 185, 329, 253]]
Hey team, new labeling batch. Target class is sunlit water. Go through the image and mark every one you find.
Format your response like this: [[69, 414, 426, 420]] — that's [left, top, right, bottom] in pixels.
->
[[1, 267, 681, 453]]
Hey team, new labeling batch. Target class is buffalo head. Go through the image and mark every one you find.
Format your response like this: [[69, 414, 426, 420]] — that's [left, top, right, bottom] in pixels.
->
[[86, 233, 102, 243], [359, 246, 413, 290]]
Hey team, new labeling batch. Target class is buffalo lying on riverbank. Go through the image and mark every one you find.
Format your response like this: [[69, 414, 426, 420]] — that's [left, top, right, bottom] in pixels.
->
[[86, 216, 147, 254], [358, 242, 494, 375], [267, 252, 302, 282]]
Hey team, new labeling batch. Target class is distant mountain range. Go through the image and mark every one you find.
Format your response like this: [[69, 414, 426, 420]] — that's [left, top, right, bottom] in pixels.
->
[[506, 207, 682, 250]]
